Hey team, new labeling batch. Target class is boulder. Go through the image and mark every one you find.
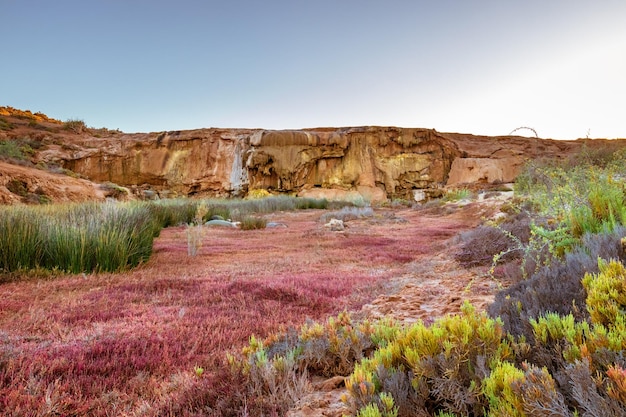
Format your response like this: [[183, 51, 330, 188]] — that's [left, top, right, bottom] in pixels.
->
[[446, 157, 525, 186], [324, 218, 345, 232]]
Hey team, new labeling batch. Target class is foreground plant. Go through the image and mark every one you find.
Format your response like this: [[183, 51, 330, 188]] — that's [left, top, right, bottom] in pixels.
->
[[240, 253, 626, 416], [341, 257, 626, 416]]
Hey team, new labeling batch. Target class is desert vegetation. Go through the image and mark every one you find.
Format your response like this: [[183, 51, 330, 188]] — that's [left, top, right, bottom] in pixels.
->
[[0, 139, 35, 163], [229, 148, 626, 416]]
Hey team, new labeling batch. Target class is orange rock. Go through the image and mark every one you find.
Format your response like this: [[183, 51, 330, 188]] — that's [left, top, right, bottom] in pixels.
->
[[2, 108, 626, 204]]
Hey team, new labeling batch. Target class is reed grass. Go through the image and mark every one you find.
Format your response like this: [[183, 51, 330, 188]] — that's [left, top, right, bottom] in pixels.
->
[[239, 215, 268, 230], [0, 195, 334, 275], [0, 205, 44, 271], [0, 202, 156, 274], [148, 198, 198, 229]]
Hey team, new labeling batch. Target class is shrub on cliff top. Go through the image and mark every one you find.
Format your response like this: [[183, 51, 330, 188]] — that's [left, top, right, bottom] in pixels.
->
[[62, 118, 88, 134]]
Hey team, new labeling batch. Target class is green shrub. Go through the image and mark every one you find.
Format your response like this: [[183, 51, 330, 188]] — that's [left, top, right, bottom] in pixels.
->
[[482, 361, 525, 417], [455, 211, 533, 269], [509, 363, 569, 416], [345, 303, 515, 416], [442, 188, 473, 202], [356, 393, 398, 417], [515, 156, 626, 251], [6, 179, 28, 197], [489, 226, 626, 339], [63, 118, 88, 134], [0, 139, 31, 161], [229, 312, 378, 414], [582, 258, 626, 328], [569, 177, 626, 238], [477, 156, 626, 303], [0, 117, 13, 130]]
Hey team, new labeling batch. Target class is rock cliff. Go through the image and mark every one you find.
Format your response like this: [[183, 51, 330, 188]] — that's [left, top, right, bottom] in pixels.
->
[[2, 107, 625, 203], [45, 127, 621, 202]]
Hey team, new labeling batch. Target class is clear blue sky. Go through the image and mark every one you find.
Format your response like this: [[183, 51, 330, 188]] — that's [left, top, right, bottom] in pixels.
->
[[2, 1, 625, 139]]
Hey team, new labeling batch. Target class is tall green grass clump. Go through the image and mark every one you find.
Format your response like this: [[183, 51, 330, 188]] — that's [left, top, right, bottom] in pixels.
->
[[197, 195, 329, 221], [0, 205, 44, 271], [148, 198, 199, 229], [0, 202, 157, 274], [42, 202, 156, 273], [442, 187, 473, 202]]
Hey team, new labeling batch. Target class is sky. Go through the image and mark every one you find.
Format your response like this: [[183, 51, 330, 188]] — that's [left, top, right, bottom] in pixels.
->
[[2, 1, 626, 139]]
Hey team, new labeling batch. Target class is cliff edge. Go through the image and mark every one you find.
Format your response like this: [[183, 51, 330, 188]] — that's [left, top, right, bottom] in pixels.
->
[[1, 107, 625, 203]]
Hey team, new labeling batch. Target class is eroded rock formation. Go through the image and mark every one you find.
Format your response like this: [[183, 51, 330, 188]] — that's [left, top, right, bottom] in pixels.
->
[[2, 107, 625, 203], [46, 127, 622, 202]]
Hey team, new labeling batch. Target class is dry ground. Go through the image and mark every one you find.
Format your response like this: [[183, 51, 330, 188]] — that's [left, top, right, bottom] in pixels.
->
[[0, 202, 501, 416]]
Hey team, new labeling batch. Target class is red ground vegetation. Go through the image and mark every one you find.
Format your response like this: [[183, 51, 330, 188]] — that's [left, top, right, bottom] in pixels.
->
[[0, 207, 481, 416]]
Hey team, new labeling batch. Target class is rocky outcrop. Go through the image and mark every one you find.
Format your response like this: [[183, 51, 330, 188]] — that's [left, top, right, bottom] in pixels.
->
[[0, 161, 105, 204], [31, 126, 626, 202], [37, 128, 257, 198], [3, 107, 625, 203], [248, 127, 459, 201]]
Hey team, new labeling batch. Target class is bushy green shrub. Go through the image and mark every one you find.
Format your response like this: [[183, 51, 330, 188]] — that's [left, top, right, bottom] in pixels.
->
[[0, 117, 13, 130], [345, 303, 516, 417], [228, 311, 379, 413], [0, 139, 32, 161], [442, 188, 473, 202], [583, 258, 626, 327], [489, 226, 626, 339], [514, 153, 626, 251], [62, 118, 87, 133], [455, 211, 533, 269]]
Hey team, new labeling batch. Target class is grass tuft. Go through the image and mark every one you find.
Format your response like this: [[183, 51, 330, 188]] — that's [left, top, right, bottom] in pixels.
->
[[0, 202, 156, 274]]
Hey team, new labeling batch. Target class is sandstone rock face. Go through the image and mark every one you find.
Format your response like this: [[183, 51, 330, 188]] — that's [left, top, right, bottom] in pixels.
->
[[247, 127, 458, 201], [0, 161, 104, 204], [2, 108, 622, 204], [38, 128, 626, 202], [37, 129, 257, 198], [38, 126, 468, 201], [446, 157, 524, 186]]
